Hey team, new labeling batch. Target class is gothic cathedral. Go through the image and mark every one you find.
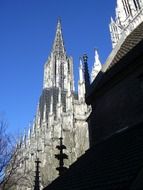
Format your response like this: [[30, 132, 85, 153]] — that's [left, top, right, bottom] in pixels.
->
[[14, 19, 100, 189]]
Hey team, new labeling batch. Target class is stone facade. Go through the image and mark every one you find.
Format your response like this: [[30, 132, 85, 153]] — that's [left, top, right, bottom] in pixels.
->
[[12, 19, 92, 190], [109, 0, 143, 48]]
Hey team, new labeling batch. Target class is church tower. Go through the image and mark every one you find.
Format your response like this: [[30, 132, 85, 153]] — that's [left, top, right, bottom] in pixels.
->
[[43, 19, 74, 91], [14, 19, 90, 189]]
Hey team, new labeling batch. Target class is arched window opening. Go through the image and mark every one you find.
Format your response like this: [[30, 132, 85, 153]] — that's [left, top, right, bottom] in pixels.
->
[[133, 0, 141, 10]]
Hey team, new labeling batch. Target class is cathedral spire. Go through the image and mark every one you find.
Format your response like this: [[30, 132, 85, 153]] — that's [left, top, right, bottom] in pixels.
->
[[52, 18, 66, 56]]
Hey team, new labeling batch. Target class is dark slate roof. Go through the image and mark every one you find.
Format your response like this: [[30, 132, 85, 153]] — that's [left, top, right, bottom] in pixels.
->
[[44, 123, 143, 190], [86, 22, 143, 105]]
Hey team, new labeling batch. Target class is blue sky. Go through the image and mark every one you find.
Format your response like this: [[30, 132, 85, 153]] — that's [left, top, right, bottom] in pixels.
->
[[0, 0, 116, 136]]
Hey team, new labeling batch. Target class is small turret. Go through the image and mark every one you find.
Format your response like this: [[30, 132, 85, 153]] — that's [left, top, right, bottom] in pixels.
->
[[23, 129, 27, 148], [79, 58, 84, 83], [27, 126, 32, 143], [91, 49, 102, 82], [78, 58, 85, 102], [32, 118, 36, 138], [35, 103, 41, 127], [43, 103, 47, 123]]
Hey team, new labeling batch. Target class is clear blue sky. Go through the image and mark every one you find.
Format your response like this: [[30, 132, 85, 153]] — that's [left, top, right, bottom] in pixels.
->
[[0, 0, 116, 136]]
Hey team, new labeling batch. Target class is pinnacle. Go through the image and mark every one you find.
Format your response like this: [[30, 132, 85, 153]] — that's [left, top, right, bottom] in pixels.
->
[[52, 18, 66, 56], [57, 17, 62, 30]]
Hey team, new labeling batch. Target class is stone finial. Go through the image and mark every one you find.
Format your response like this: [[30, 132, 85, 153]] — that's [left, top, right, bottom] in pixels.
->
[[55, 137, 68, 176], [83, 54, 88, 63], [110, 16, 114, 23], [23, 129, 27, 148], [28, 127, 31, 140], [79, 57, 84, 83], [91, 49, 102, 82], [94, 49, 101, 67]]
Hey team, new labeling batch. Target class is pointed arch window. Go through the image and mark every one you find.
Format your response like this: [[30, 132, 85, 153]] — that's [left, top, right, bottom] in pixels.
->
[[68, 60, 70, 74], [112, 23, 120, 42], [122, 0, 132, 16], [133, 0, 141, 10], [60, 63, 64, 89], [54, 57, 57, 86]]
